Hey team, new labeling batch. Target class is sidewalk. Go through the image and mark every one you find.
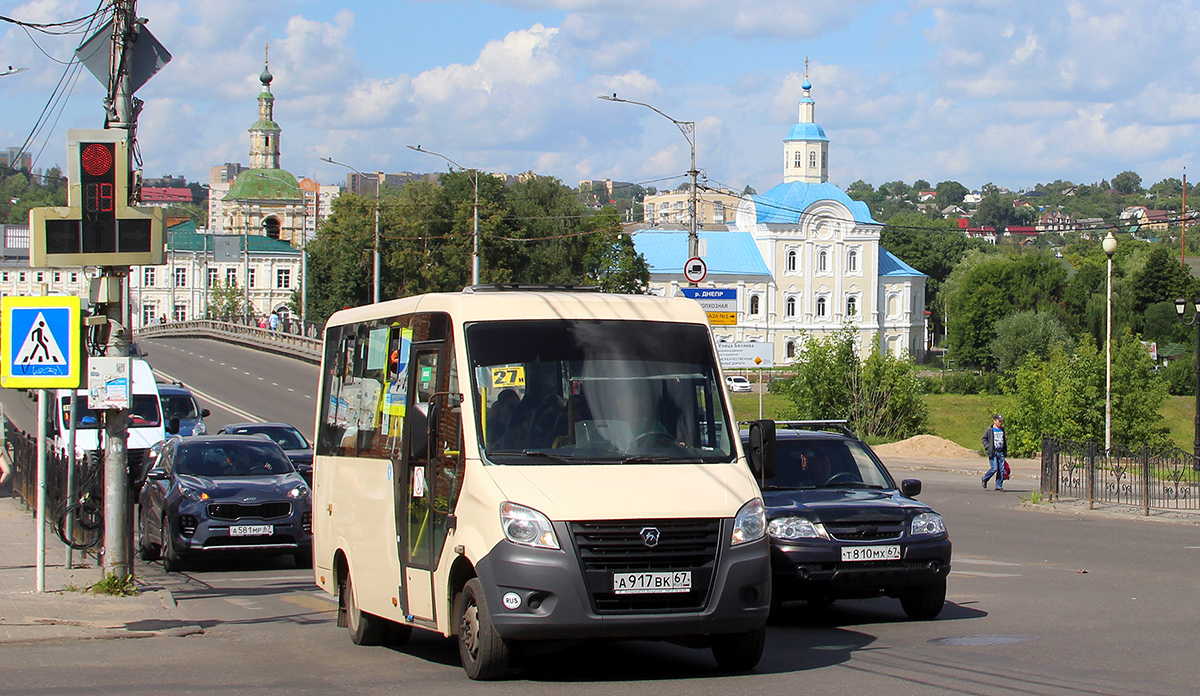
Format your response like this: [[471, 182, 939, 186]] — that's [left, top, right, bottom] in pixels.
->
[[0, 484, 202, 644]]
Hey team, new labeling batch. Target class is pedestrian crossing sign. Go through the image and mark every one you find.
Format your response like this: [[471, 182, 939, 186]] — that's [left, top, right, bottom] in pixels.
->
[[1, 295, 82, 389]]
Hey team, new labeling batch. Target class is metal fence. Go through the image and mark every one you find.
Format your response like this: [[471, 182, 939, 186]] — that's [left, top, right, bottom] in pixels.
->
[[1041, 437, 1200, 514], [136, 318, 322, 364], [8, 424, 105, 553]]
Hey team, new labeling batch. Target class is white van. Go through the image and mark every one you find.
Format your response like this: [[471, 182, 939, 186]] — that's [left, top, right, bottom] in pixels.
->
[[313, 287, 771, 680], [52, 358, 165, 484]]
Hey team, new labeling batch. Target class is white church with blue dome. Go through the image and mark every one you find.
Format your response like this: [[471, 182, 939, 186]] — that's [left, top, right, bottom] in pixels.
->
[[633, 76, 927, 363]]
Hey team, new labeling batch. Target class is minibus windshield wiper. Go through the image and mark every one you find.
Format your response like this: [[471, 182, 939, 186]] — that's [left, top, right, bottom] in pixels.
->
[[488, 450, 577, 464]]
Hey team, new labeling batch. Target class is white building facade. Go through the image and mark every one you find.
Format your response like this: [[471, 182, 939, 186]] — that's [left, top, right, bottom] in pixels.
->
[[634, 76, 926, 364]]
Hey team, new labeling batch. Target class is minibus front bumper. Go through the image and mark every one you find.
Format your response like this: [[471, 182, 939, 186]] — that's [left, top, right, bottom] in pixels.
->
[[474, 519, 770, 640]]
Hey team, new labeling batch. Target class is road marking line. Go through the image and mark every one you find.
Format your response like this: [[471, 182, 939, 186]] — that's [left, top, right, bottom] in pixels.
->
[[951, 570, 1022, 578], [151, 368, 262, 422], [954, 558, 1024, 567]]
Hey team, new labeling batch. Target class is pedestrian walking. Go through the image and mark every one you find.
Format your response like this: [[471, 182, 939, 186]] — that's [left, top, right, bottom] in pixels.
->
[[981, 413, 1007, 491], [269, 312, 280, 331]]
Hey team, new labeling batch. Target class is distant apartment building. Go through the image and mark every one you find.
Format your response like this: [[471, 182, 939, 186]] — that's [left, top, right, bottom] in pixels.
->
[[1036, 209, 1080, 233], [579, 178, 635, 200], [211, 163, 247, 185], [0, 147, 32, 172], [642, 187, 741, 226], [140, 187, 194, 207]]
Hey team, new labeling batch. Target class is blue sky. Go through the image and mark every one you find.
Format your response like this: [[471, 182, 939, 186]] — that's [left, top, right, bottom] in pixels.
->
[[3, 0, 1200, 197]]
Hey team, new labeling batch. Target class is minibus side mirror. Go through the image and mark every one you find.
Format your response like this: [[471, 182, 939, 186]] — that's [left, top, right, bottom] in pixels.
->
[[746, 419, 777, 480]]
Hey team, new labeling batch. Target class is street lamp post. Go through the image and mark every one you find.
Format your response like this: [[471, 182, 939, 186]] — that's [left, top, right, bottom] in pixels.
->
[[1103, 231, 1117, 452], [1175, 296, 1200, 467], [407, 145, 480, 286], [598, 94, 699, 284], [322, 157, 381, 303]]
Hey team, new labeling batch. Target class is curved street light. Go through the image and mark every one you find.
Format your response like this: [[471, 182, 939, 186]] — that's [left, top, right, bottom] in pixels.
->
[[1175, 294, 1200, 468], [407, 145, 480, 286], [599, 93, 699, 284], [321, 157, 381, 303]]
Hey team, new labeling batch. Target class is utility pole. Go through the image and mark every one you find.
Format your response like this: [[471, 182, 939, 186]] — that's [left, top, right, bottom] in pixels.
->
[[99, 0, 137, 579]]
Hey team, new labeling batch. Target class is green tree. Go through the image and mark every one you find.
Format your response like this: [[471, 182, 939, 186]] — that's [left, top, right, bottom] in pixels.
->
[[1007, 331, 1168, 455], [775, 326, 928, 440], [1132, 246, 1194, 314], [208, 280, 246, 320], [989, 310, 1074, 372], [935, 180, 968, 206], [1111, 170, 1143, 195]]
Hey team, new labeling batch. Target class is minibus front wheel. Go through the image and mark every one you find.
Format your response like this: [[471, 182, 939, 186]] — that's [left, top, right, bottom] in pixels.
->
[[343, 570, 385, 646], [455, 578, 510, 680]]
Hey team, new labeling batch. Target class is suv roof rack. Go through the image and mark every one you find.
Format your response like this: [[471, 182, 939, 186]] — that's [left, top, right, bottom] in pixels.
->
[[463, 284, 601, 293], [739, 419, 857, 439]]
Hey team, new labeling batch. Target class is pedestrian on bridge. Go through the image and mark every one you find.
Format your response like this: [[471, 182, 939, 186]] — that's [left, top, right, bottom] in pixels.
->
[[269, 313, 280, 331]]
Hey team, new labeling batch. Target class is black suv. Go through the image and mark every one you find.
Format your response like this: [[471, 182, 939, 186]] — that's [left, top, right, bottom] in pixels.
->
[[742, 421, 951, 620]]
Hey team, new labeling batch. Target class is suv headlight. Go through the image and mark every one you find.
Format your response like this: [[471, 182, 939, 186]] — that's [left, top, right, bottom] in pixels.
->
[[910, 512, 946, 536], [768, 516, 826, 540], [287, 485, 309, 499], [193, 420, 206, 435], [500, 502, 559, 550], [731, 498, 766, 545], [177, 483, 209, 501]]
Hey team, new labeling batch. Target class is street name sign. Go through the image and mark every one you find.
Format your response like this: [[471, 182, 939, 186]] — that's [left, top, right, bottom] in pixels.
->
[[716, 341, 774, 370], [1, 295, 82, 389], [681, 287, 737, 325]]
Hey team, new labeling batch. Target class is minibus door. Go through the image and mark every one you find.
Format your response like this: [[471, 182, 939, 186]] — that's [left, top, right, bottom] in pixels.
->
[[400, 343, 462, 624]]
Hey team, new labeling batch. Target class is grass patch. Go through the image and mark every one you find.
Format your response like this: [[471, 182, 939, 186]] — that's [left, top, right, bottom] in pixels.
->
[[89, 573, 139, 597], [729, 393, 792, 423]]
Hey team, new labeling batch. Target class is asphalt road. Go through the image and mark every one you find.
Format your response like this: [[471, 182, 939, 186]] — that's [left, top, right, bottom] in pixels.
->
[[2, 337, 1200, 693]]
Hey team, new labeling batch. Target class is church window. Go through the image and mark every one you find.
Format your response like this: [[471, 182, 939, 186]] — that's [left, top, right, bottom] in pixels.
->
[[846, 296, 858, 317], [822, 151, 827, 170], [809, 150, 817, 168], [847, 250, 858, 273], [263, 217, 282, 239], [174, 267, 187, 287], [785, 297, 796, 318], [207, 268, 217, 288], [749, 294, 761, 315], [786, 250, 797, 272], [143, 268, 156, 287], [818, 250, 828, 272], [794, 151, 802, 168], [816, 297, 827, 318], [785, 341, 795, 359]]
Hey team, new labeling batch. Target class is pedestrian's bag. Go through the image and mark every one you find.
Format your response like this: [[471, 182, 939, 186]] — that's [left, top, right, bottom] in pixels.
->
[[1003, 459, 1011, 481]]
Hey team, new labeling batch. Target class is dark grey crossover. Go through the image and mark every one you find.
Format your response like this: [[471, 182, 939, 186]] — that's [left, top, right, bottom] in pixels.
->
[[138, 434, 313, 571]]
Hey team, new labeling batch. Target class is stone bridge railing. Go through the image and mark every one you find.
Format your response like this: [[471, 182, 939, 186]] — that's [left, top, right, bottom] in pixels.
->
[[135, 319, 322, 364]]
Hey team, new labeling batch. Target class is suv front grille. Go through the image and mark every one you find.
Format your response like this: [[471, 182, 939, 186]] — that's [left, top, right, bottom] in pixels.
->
[[824, 520, 904, 542], [569, 518, 720, 614], [207, 502, 292, 520]]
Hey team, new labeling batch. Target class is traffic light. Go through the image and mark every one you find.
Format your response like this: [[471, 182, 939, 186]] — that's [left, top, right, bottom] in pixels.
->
[[29, 129, 164, 267]]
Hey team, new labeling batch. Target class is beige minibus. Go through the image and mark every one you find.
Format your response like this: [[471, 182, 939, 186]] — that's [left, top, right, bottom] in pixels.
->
[[312, 286, 770, 680]]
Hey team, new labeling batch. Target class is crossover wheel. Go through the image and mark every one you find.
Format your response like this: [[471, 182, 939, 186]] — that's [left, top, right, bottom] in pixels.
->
[[900, 577, 946, 620]]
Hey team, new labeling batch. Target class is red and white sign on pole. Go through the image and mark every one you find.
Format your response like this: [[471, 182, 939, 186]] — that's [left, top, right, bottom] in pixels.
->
[[684, 257, 707, 283]]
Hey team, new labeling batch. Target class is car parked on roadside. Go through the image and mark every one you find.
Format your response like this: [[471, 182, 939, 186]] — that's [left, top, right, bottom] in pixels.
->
[[137, 434, 313, 571], [215, 422, 313, 484], [743, 420, 951, 619], [725, 375, 752, 392], [157, 381, 210, 436]]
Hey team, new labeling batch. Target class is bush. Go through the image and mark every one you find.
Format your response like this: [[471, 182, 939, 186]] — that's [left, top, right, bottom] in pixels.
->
[[1162, 359, 1193, 397]]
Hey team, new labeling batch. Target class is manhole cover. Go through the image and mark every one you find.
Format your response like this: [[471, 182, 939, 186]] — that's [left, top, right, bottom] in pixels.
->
[[929, 635, 1038, 646]]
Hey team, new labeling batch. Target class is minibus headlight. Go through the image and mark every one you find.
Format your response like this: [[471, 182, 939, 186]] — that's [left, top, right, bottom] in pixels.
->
[[500, 502, 559, 550], [731, 498, 766, 546]]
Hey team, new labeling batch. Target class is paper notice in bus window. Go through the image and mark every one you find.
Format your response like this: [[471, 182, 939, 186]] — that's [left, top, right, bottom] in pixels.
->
[[491, 365, 525, 388], [412, 466, 426, 498]]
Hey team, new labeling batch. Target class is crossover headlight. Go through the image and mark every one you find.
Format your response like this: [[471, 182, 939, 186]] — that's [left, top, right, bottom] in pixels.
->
[[176, 483, 209, 501], [910, 512, 946, 536], [193, 420, 207, 435], [287, 485, 310, 499], [500, 502, 559, 550], [731, 498, 766, 546], [768, 516, 826, 540]]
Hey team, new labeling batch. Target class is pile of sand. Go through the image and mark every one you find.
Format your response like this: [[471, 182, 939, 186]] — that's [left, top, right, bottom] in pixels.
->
[[872, 434, 980, 458]]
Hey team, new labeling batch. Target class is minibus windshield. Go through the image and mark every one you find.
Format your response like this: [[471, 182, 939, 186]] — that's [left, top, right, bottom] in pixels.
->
[[467, 320, 735, 464]]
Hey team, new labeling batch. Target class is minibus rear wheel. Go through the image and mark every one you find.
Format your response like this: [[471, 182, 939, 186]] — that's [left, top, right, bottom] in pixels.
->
[[455, 578, 510, 680], [344, 570, 385, 645]]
